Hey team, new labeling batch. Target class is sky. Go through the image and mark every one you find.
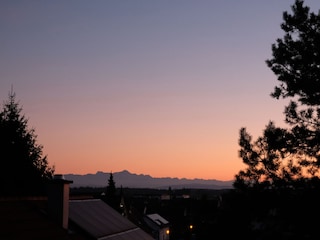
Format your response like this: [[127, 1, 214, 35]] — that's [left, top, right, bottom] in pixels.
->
[[1, 0, 320, 181]]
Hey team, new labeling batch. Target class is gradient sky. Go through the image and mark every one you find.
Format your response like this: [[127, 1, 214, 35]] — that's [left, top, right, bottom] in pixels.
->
[[1, 1, 320, 181]]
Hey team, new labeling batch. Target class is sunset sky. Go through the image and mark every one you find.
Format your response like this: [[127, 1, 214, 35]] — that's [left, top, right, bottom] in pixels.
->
[[1, 1, 320, 181]]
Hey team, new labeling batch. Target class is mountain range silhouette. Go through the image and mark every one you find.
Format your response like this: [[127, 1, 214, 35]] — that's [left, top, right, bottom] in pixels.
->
[[64, 170, 234, 189]]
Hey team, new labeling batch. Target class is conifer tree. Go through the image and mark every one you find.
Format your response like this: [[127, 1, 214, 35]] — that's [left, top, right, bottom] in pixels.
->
[[106, 172, 116, 197], [0, 91, 54, 196], [235, 0, 320, 190]]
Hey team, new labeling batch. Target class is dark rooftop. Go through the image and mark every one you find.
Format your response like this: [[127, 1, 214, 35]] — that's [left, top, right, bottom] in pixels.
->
[[69, 199, 154, 240]]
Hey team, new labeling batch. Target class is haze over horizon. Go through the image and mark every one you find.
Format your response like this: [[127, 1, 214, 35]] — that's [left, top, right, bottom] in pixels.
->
[[2, 1, 320, 181], [66, 169, 233, 181], [64, 169, 234, 189]]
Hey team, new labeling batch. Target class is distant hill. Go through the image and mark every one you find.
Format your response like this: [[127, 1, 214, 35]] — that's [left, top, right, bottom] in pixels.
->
[[64, 170, 234, 189]]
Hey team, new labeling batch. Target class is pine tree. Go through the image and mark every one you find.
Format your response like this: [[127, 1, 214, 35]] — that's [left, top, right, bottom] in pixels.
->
[[235, 0, 320, 190], [0, 91, 54, 196], [106, 172, 116, 197]]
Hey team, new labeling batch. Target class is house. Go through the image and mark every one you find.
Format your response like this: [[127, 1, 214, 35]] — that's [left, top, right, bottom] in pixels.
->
[[0, 175, 154, 240], [143, 213, 170, 240], [0, 197, 86, 240]]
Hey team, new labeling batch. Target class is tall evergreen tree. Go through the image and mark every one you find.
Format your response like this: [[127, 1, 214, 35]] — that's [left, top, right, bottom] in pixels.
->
[[267, 0, 320, 178], [0, 91, 54, 196], [234, 0, 320, 190], [106, 172, 116, 197], [267, 0, 320, 106]]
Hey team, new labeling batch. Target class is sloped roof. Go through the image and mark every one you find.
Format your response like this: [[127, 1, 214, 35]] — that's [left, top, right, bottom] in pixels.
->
[[69, 199, 154, 240], [146, 213, 169, 227]]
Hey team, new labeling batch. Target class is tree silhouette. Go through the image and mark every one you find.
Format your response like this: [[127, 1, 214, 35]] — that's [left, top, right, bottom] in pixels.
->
[[235, 0, 320, 190], [102, 172, 118, 210], [267, 0, 320, 181], [106, 172, 116, 197], [234, 123, 304, 190], [267, 0, 320, 106], [0, 91, 54, 196]]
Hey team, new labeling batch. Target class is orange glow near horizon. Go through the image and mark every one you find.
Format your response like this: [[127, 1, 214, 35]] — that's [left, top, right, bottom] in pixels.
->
[[29, 80, 280, 181], [42, 125, 246, 181], [30, 102, 245, 181]]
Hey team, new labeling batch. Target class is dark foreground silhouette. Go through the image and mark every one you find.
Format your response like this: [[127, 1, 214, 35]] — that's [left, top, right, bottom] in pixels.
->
[[71, 186, 320, 240]]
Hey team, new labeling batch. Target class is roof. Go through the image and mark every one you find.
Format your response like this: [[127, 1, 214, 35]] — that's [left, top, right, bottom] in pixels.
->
[[69, 199, 154, 240], [146, 213, 169, 227]]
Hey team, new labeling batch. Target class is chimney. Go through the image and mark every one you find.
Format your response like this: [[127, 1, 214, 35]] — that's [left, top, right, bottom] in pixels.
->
[[47, 174, 73, 229]]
